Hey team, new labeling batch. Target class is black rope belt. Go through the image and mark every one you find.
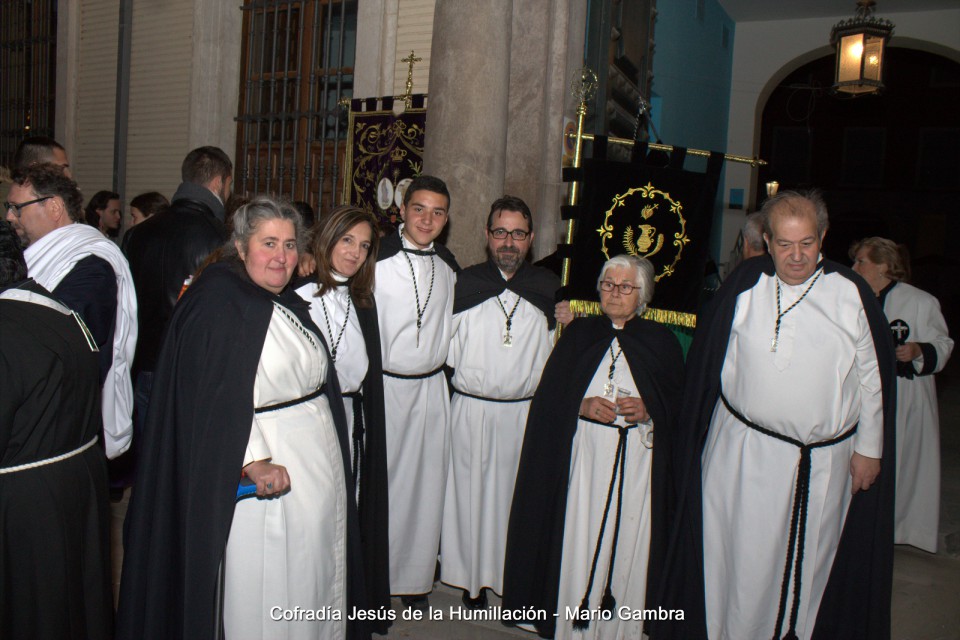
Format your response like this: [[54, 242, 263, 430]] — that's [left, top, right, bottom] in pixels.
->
[[254, 384, 327, 414], [383, 366, 444, 380], [719, 392, 857, 640], [572, 416, 639, 630], [451, 386, 534, 404], [342, 391, 365, 488]]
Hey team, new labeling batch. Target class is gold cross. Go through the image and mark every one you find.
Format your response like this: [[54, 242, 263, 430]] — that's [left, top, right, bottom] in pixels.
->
[[400, 50, 422, 108]]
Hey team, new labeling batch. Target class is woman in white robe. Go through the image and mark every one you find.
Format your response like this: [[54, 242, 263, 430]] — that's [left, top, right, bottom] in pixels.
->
[[295, 206, 392, 627], [852, 237, 954, 552]]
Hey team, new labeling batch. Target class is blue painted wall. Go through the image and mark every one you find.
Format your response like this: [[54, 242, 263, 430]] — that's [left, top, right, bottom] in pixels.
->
[[650, 0, 735, 260]]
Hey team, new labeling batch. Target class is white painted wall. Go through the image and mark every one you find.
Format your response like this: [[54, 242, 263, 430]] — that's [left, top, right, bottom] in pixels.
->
[[718, 8, 960, 270]]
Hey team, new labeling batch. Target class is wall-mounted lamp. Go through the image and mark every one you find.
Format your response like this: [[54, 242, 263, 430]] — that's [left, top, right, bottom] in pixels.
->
[[830, 0, 894, 96], [766, 181, 780, 198]]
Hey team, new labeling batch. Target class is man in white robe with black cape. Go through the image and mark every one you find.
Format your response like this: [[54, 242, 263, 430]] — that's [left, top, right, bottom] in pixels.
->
[[374, 175, 459, 607], [655, 190, 896, 640], [441, 196, 559, 609]]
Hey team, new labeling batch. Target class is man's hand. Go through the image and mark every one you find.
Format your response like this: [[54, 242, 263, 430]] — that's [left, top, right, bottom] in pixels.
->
[[243, 460, 291, 497], [850, 452, 880, 494], [555, 301, 574, 326], [580, 396, 617, 423], [895, 341, 921, 363]]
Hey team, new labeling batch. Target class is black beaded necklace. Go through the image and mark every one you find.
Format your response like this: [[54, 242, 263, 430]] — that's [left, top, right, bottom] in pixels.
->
[[401, 250, 435, 347], [603, 341, 623, 397], [771, 267, 824, 352], [319, 295, 351, 362]]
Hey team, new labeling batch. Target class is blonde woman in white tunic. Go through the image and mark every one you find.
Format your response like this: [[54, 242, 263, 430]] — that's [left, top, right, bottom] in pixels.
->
[[852, 237, 953, 553]]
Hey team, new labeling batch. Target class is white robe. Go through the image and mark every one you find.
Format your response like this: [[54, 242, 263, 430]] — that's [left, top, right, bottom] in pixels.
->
[[224, 304, 347, 640], [883, 282, 953, 552], [555, 338, 654, 640], [374, 229, 456, 595], [296, 281, 369, 471], [701, 269, 884, 640], [440, 291, 554, 597]]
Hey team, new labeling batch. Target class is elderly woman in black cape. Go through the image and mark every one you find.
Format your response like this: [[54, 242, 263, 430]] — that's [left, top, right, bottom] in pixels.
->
[[294, 205, 392, 632], [117, 197, 369, 640], [502, 254, 683, 640]]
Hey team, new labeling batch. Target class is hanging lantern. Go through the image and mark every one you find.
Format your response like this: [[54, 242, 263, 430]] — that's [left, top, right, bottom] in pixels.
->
[[830, 0, 894, 96]]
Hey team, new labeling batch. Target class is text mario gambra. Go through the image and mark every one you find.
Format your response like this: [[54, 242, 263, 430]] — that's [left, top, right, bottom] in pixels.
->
[[269, 605, 684, 623]]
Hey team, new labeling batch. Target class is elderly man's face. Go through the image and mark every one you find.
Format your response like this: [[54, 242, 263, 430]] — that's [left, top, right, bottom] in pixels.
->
[[4, 182, 58, 246], [764, 201, 823, 286], [486, 209, 533, 278]]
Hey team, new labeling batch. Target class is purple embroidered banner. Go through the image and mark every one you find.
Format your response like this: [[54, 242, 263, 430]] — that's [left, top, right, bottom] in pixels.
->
[[343, 95, 427, 232]]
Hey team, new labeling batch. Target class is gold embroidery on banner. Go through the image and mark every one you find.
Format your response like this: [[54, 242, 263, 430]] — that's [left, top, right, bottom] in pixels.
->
[[596, 182, 690, 282], [568, 299, 697, 329]]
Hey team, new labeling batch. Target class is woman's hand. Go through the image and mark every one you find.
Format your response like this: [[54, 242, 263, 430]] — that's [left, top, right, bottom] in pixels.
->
[[895, 341, 921, 363], [243, 460, 291, 497], [580, 396, 617, 423], [616, 395, 650, 424]]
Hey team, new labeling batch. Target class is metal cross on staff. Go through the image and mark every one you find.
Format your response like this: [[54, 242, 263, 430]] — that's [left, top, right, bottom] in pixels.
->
[[400, 50, 422, 108]]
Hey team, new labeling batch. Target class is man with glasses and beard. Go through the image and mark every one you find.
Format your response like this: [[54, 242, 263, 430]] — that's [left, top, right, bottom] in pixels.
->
[[441, 196, 559, 610]]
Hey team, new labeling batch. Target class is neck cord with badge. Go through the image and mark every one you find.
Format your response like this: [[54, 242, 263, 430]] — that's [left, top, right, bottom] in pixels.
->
[[771, 265, 824, 352], [401, 236, 436, 348], [603, 342, 624, 398], [495, 292, 522, 347]]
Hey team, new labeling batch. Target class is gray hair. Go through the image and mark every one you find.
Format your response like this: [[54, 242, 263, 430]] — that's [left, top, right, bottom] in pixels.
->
[[743, 211, 765, 252], [597, 254, 655, 314], [228, 196, 306, 256], [760, 189, 829, 238]]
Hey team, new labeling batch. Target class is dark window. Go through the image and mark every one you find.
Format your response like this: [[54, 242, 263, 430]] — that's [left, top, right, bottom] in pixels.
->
[[235, 0, 356, 214], [0, 0, 57, 167]]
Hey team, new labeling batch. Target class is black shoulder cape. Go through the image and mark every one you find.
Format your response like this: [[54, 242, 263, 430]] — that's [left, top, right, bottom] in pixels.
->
[[652, 255, 896, 640], [117, 261, 370, 640], [452, 259, 561, 330], [376, 230, 460, 272], [502, 314, 684, 638]]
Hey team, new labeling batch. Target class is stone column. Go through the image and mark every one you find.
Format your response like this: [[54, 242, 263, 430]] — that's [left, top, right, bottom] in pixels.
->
[[423, 0, 512, 267]]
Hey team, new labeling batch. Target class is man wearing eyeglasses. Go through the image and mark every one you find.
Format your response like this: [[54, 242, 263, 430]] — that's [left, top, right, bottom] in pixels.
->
[[5, 164, 137, 462], [441, 195, 559, 611]]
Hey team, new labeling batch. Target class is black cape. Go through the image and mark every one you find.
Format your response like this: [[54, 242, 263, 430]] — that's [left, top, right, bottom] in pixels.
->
[[652, 255, 897, 640], [0, 279, 112, 640], [116, 261, 370, 640], [452, 259, 560, 330], [376, 231, 460, 272], [502, 314, 684, 638]]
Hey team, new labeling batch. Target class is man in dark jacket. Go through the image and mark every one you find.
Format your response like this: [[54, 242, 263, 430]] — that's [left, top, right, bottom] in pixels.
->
[[124, 146, 232, 437]]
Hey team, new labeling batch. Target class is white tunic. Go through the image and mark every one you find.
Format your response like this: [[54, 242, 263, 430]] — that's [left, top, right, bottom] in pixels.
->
[[296, 281, 369, 470], [440, 290, 554, 597], [224, 304, 347, 640], [555, 338, 654, 640], [883, 282, 953, 552], [374, 229, 456, 595], [702, 269, 884, 640]]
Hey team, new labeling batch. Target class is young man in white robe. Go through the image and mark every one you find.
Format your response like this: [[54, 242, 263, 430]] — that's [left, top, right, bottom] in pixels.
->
[[441, 196, 559, 609], [374, 175, 459, 609], [656, 190, 896, 640]]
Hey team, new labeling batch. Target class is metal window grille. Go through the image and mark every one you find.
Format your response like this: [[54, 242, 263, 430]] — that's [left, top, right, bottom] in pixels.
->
[[0, 0, 57, 168], [236, 0, 355, 216]]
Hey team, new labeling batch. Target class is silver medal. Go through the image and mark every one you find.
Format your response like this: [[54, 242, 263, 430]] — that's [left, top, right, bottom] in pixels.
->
[[502, 331, 513, 347]]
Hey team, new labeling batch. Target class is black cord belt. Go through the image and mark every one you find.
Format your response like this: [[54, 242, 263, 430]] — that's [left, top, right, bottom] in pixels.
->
[[342, 390, 365, 488], [383, 366, 444, 380], [254, 384, 326, 414], [572, 418, 640, 630], [719, 391, 857, 640], [451, 386, 534, 403]]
